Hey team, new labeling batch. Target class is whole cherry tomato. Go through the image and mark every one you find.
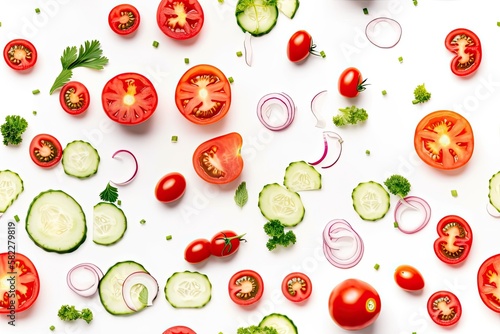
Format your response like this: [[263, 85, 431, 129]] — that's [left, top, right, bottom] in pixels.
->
[[184, 238, 211, 264], [155, 172, 187, 203], [338, 67, 368, 98], [209, 230, 246, 257], [394, 264, 425, 291]]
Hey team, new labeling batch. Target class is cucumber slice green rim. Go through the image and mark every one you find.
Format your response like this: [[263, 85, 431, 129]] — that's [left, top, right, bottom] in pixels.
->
[[277, 0, 300, 19], [236, 0, 279, 37], [489, 171, 500, 212], [93, 202, 127, 246], [0, 170, 23, 214], [259, 313, 298, 334], [258, 183, 305, 227], [352, 181, 390, 221], [283, 161, 321, 192], [164, 271, 212, 308], [62, 140, 100, 179]]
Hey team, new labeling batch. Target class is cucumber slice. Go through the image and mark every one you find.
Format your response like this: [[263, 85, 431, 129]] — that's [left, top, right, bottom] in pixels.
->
[[258, 183, 305, 227], [99, 261, 148, 315], [0, 170, 23, 213], [283, 161, 321, 192], [236, 0, 279, 37], [93, 202, 127, 246], [164, 271, 212, 308], [352, 181, 390, 221], [277, 0, 299, 19], [62, 140, 100, 178], [489, 171, 500, 211], [26, 190, 87, 253], [259, 313, 298, 334]]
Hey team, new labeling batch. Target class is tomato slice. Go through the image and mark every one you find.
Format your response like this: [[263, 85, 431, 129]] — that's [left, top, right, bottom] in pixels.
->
[[433, 215, 473, 265], [228, 269, 263, 306], [163, 326, 196, 334], [445, 28, 481, 77], [192, 132, 243, 184], [414, 110, 474, 170], [3, 39, 37, 71], [281, 272, 312, 303], [102, 72, 158, 125], [0, 252, 40, 314], [59, 81, 90, 115], [175, 64, 231, 125], [108, 4, 141, 35], [29, 134, 63, 168], [477, 253, 500, 313], [427, 291, 462, 326], [157, 0, 204, 40]]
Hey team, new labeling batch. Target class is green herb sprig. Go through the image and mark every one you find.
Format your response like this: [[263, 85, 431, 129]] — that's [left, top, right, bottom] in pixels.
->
[[99, 182, 119, 203], [234, 181, 248, 208]]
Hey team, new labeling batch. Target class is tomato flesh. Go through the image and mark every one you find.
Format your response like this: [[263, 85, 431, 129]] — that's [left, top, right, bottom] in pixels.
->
[[157, 0, 204, 40], [427, 291, 462, 326], [477, 254, 500, 313], [162, 326, 196, 334], [59, 81, 90, 115], [445, 28, 481, 76], [108, 4, 140, 35], [155, 172, 187, 203], [29, 134, 63, 168], [228, 270, 263, 306], [433, 215, 473, 265], [394, 265, 425, 291], [3, 39, 37, 71], [287, 30, 312, 63], [281, 272, 312, 303], [184, 239, 211, 264]]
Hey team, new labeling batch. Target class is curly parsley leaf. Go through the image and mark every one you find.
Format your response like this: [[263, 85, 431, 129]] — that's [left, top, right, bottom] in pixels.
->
[[1, 115, 28, 146], [234, 181, 248, 208], [99, 182, 118, 203], [263, 220, 297, 251]]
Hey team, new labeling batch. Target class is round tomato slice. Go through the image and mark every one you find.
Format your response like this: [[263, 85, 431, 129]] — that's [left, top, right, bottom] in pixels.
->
[[477, 253, 500, 313], [281, 272, 312, 303], [157, 0, 204, 40], [414, 110, 474, 170], [394, 264, 425, 291], [228, 269, 263, 306], [192, 132, 243, 184], [3, 39, 37, 71], [108, 4, 141, 35], [163, 326, 196, 334], [102, 72, 158, 125], [433, 215, 473, 265], [175, 64, 231, 125], [445, 28, 481, 77], [0, 252, 40, 314], [59, 81, 90, 115], [427, 290, 462, 326], [29, 134, 63, 168]]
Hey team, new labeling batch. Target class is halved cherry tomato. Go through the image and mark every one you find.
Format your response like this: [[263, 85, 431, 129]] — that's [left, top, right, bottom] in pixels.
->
[[108, 4, 141, 35], [427, 290, 462, 326], [433, 215, 473, 265], [394, 265, 425, 291], [477, 253, 500, 313], [3, 39, 37, 71], [175, 64, 231, 125], [192, 132, 243, 184], [228, 269, 263, 306], [281, 272, 312, 303], [157, 0, 204, 40], [155, 172, 187, 203], [162, 326, 196, 334], [414, 110, 474, 170], [29, 134, 63, 168], [184, 238, 211, 264], [445, 28, 481, 77], [287, 30, 313, 63], [59, 81, 90, 115], [338, 67, 368, 98], [209, 230, 246, 258], [102, 72, 158, 125], [0, 252, 40, 314]]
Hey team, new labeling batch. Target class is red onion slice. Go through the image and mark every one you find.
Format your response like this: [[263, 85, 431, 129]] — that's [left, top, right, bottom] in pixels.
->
[[311, 90, 327, 128], [309, 131, 343, 168], [110, 149, 138, 186], [394, 196, 431, 234], [122, 271, 159, 312], [486, 202, 500, 218], [257, 92, 296, 131], [323, 219, 364, 269], [365, 17, 402, 49], [67, 263, 103, 297], [244, 32, 253, 67]]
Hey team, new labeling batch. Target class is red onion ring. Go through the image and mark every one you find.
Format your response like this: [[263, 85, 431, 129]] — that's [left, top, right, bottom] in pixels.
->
[[323, 219, 364, 269], [309, 131, 343, 168], [257, 92, 296, 131], [365, 17, 402, 49], [244, 32, 253, 67], [486, 202, 500, 218], [67, 263, 103, 297], [311, 90, 327, 128], [110, 149, 138, 185], [393, 196, 431, 234], [122, 271, 159, 311]]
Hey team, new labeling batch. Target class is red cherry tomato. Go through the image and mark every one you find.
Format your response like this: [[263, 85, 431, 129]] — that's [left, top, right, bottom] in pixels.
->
[[287, 30, 313, 63], [228, 269, 263, 306], [209, 230, 246, 258], [184, 238, 211, 264], [477, 253, 500, 313], [394, 265, 425, 291], [433, 215, 473, 265], [162, 326, 196, 334], [59, 81, 90, 115], [108, 4, 141, 35], [338, 67, 368, 98], [281, 272, 312, 303], [445, 28, 481, 77], [328, 278, 381, 330], [427, 290, 462, 326], [3, 39, 37, 71], [155, 172, 186, 203], [29, 134, 63, 168], [156, 0, 204, 40]]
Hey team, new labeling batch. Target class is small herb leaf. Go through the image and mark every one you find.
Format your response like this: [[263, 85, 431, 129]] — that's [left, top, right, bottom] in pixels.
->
[[99, 182, 119, 203], [234, 181, 248, 208]]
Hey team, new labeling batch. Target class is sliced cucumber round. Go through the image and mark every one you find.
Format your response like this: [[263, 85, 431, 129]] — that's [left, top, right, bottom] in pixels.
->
[[0, 170, 23, 213], [236, 0, 279, 37], [62, 140, 100, 178], [489, 171, 500, 212], [93, 202, 127, 246], [352, 181, 390, 221], [259, 313, 298, 334], [26, 189, 87, 253], [258, 183, 305, 227], [278, 0, 300, 19], [283, 161, 321, 192], [164, 271, 212, 308]]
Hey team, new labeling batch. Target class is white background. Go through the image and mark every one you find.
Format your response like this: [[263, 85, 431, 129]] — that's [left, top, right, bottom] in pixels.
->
[[1, 0, 500, 333]]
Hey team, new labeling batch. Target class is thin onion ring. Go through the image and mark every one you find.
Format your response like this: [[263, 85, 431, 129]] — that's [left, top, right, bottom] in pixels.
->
[[110, 149, 138, 185], [393, 196, 431, 234], [67, 263, 103, 297], [365, 17, 402, 49], [257, 92, 296, 131], [122, 271, 159, 311], [311, 90, 327, 128], [309, 131, 343, 168], [244, 32, 253, 67], [486, 202, 500, 218], [323, 219, 364, 269]]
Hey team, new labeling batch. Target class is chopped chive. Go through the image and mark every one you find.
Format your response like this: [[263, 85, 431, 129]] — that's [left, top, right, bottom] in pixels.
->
[[32, 89, 40, 95], [50, 325, 55, 331], [35, 8, 41, 14], [363, 8, 369, 15], [398, 56, 403, 63], [374, 263, 380, 270], [236, 51, 243, 57], [184, 58, 189, 64], [451, 189, 458, 197], [413, 0, 418, 6], [171, 135, 178, 142], [117, 199, 122, 205], [394, 221, 399, 228], [218, 0, 224, 3], [497, 22, 500, 27], [32, 110, 37, 115], [382, 90, 387, 96], [320, 50, 326, 58], [228, 76, 234, 84], [152, 40, 159, 48], [14, 215, 20, 222], [166, 235, 172, 240], [140, 219, 146, 225], [365, 149, 371, 155]]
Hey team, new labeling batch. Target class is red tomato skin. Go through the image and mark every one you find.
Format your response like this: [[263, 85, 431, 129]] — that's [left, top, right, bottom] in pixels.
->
[[427, 290, 462, 326], [445, 28, 481, 77], [162, 326, 196, 334], [477, 253, 500, 313], [155, 172, 186, 203], [338, 67, 363, 98], [108, 4, 141, 35], [281, 272, 312, 303], [228, 270, 264, 306], [3, 39, 37, 71], [184, 239, 211, 264], [287, 30, 312, 63], [29, 134, 63, 168], [433, 215, 473, 265], [209, 230, 243, 258], [59, 81, 90, 115], [157, 0, 204, 40], [394, 265, 425, 291], [328, 278, 381, 330]]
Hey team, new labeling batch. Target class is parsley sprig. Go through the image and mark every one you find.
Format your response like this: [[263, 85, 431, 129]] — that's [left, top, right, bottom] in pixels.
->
[[50, 40, 109, 94], [263, 220, 297, 251], [99, 182, 118, 203]]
